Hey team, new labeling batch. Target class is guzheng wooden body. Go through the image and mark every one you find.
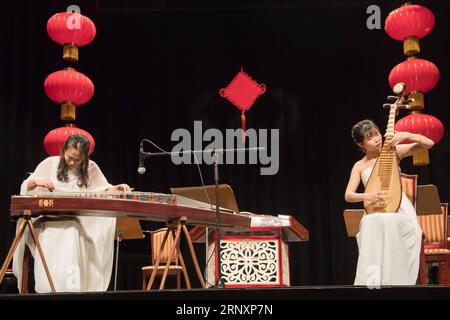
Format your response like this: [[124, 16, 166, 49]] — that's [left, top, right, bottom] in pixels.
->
[[190, 214, 309, 243], [10, 192, 251, 228], [364, 100, 403, 214], [189, 214, 308, 287]]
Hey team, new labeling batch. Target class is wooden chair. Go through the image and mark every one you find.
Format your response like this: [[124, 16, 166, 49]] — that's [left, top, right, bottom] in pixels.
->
[[400, 174, 428, 284], [417, 203, 450, 284], [141, 228, 183, 289], [400, 173, 418, 209]]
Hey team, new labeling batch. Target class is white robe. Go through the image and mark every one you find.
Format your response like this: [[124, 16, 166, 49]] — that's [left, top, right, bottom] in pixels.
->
[[354, 166, 422, 286], [12, 156, 116, 293]]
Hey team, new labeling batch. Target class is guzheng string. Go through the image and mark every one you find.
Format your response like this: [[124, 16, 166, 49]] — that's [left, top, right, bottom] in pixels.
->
[[31, 191, 178, 205]]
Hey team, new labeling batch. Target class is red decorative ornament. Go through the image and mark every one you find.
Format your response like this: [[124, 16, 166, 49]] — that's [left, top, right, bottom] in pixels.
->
[[385, 5, 434, 40], [44, 126, 95, 156], [388, 58, 440, 95], [220, 68, 266, 142], [395, 113, 444, 144], [44, 69, 94, 121], [47, 12, 96, 61], [385, 4, 435, 56]]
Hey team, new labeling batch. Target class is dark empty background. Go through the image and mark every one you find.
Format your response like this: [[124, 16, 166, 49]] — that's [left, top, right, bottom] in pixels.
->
[[1, 0, 449, 289]]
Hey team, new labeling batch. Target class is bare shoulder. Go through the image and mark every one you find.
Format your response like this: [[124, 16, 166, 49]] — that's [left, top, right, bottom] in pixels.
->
[[352, 159, 364, 174]]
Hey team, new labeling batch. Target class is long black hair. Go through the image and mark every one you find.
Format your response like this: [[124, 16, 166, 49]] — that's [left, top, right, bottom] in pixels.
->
[[57, 134, 90, 188]]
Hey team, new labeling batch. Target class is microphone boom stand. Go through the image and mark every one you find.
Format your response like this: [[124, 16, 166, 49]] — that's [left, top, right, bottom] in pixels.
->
[[139, 144, 263, 288]]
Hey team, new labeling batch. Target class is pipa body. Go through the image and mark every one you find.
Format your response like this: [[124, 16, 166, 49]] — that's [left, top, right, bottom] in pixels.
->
[[364, 105, 402, 214]]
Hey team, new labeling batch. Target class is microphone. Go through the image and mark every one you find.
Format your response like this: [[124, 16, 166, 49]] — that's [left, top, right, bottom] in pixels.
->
[[137, 141, 146, 175]]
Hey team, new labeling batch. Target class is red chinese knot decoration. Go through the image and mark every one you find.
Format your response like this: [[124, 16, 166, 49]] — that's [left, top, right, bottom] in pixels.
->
[[220, 68, 266, 142]]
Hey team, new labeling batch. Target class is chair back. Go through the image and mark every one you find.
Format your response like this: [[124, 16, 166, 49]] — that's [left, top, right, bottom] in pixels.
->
[[400, 173, 418, 209], [418, 203, 448, 248], [151, 228, 178, 265]]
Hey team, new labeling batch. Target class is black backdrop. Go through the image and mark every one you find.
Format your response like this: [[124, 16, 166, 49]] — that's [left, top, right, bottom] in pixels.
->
[[1, 0, 449, 289]]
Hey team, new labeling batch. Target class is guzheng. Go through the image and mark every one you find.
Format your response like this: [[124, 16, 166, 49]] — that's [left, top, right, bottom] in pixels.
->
[[189, 213, 309, 242], [10, 191, 251, 228]]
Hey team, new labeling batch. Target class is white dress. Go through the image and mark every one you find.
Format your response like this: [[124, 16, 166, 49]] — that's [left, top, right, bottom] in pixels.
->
[[354, 166, 422, 286], [12, 156, 116, 293]]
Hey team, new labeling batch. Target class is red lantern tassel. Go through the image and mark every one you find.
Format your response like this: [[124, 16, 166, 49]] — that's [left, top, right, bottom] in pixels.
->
[[241, 112, 246, 144]]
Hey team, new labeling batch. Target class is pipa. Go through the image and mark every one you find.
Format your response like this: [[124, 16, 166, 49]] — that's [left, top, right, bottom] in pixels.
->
[[364, 83, 412, 214]]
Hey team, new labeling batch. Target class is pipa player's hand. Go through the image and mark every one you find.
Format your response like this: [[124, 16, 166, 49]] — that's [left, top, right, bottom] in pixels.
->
[[389, 131, 411, 147], [364, 192, 387, 204]]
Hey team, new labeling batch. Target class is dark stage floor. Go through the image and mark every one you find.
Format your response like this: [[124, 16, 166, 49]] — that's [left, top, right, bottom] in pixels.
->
[[1, 285, 450, 300]]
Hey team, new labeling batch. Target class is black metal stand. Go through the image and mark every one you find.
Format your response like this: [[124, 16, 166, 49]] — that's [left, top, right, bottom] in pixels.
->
[[213, 151, 225, 288], [138, 142, 263, 288]]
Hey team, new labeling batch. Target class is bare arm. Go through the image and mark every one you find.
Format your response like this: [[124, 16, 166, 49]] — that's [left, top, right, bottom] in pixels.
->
[[393, 132, 434, 160], [345, 163, 366, 203], [344, 163, 386, 203]]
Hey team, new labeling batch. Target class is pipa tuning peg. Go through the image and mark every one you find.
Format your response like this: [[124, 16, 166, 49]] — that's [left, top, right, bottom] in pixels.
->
[[387, 96, 398, 101], [383, 103, 393, 109], [393, 82, 406, 95]]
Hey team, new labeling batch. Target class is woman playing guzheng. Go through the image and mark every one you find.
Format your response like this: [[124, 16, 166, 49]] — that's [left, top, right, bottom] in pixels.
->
[[345, 120, 434, 286], [13, 134, 132, 293]]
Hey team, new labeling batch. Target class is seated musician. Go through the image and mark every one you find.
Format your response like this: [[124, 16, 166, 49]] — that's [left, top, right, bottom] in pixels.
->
[[345, 120, 434, 286], [13, 134, 132, 293]]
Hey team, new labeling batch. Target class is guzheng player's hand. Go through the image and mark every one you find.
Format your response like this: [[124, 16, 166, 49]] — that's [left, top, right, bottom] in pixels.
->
[[29, 179, 55, 192], [107, 184, 133, 192]]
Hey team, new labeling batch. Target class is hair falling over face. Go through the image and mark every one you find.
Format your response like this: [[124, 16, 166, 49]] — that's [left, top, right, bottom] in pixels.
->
[[57, 134, 91, 188]]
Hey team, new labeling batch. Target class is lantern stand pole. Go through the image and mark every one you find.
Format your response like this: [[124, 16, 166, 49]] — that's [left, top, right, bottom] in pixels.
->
[[138, 141, 264, 288]]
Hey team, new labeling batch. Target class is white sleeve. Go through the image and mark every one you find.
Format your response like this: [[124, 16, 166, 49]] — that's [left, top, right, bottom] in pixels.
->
[[20, 157, 58, 195], [87, 160, 112, 192]]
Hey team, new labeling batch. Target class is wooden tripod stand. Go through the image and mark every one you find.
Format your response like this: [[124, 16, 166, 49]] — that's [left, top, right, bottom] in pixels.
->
[[0, 210, 55, 293], [145, 216, 206, 290]]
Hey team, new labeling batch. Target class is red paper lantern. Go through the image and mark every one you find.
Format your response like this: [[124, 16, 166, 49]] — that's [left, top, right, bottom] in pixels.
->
[[389, 58, 439, 95], [395, 113, 444, 144], [47, 12, 96, 61], [44, 126, 95, 156], [385, 4, 434, 56], [44, 69, 94, 121]]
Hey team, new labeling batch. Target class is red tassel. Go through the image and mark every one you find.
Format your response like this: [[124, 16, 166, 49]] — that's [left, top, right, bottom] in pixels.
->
[[241, 112, 246, 144]]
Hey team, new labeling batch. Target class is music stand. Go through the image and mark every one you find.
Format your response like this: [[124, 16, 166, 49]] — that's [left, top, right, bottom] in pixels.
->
[[343, 209, 365, 237], [170, 184, 239, 287], [114, 217, 144, 291], [417, 185, 442, 216], [171, 184, 239, 213]]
